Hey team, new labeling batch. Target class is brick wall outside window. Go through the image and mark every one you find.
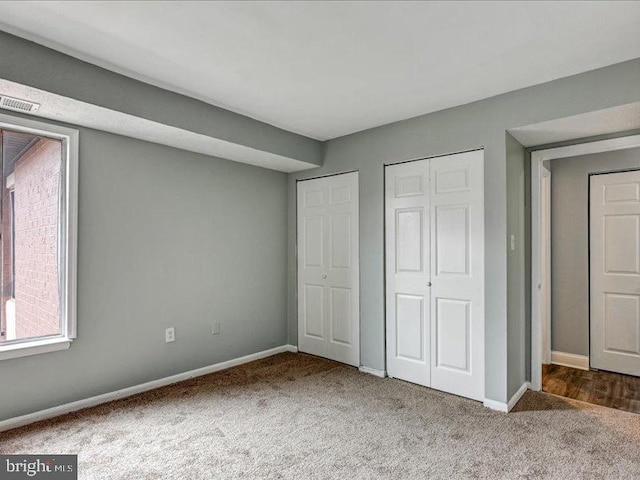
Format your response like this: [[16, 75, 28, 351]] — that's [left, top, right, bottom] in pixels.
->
[[1, 157, 10, 340], [1, 138, 61, 340]]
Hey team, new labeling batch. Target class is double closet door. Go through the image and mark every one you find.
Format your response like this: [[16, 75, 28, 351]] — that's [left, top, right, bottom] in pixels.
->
[[297, 172, 359, 367], [385, 150, 485, 401]]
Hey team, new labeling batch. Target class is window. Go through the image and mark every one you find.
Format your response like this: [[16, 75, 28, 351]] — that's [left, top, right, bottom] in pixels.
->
[[0, 114, 78, 360]]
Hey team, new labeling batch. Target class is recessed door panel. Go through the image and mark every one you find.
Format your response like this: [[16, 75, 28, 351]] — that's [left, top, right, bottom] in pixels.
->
[[298, 172, 359, 367], [604, 294, 640, 356], [330, 287, 352, 345], [330, 213, 351, 269], [435, 298, 470, 372], [304, 285, 324, 339], [435, 169, 470, 194], [396, 208, 423, 273], [304, 216, 324, 268], [330, 185, 351, 204], [604, 183, 640, 203], [591, 170, 640, 376], [604, 215, 640, 274], [435, 205, 469, 276], [304, 188, 323, 207], [395, 174, 424, 197], [396, 294, 425, 361]]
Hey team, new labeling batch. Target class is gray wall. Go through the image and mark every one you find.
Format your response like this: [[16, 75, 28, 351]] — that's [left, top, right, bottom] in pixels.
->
[[287, 58, 640, 404], [506, 133, 527, 397], [550, 147, 640, 356], [0, 121, 288, 421]]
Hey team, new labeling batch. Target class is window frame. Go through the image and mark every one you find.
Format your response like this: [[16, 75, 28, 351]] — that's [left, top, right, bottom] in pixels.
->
[[0, 113, 79, 361], [8, 183, 15, 299]]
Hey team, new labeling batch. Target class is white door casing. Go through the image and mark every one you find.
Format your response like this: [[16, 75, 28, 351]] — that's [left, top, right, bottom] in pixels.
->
[[541, 169, 552, 365], [590, 169, 640, 376], [385, 150, 485, 401], [297, 172, 359, 367]]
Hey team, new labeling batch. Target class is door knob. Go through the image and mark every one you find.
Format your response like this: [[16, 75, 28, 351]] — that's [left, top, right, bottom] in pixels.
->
[[427, 282, 432, 287], [322, 274, 327, 279]]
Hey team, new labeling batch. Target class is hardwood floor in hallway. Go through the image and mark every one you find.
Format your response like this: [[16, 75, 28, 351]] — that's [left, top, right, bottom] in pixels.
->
[[543, 363, 640, 414]]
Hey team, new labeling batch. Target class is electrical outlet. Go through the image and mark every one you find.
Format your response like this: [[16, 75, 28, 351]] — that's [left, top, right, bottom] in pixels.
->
[[165, 327, 175, 343], [212, 321, 221, 335]]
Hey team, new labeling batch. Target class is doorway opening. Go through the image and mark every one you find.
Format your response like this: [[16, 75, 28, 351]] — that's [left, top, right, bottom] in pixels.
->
[[531, 134, 640, 413]]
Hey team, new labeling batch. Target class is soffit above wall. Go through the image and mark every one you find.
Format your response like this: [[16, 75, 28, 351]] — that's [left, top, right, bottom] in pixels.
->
[[0, 79, 319, 173], [509, 102, 640, 148], [0, 30, 323, 172]]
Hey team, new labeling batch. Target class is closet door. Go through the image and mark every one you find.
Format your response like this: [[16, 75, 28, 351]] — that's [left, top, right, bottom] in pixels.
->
[[385, 160, 431, 386], [297, 172, 360, 367], [429, 150, 484, 401], [385, 150, 484, 401], [590, 170, 640, 377]]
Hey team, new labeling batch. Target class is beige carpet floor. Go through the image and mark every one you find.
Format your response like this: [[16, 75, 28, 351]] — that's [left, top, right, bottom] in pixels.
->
[[2, 352, 640, 479]]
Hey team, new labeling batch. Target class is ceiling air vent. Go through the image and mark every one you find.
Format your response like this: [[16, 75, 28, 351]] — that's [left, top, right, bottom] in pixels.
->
[[0, 95, 40, 113]]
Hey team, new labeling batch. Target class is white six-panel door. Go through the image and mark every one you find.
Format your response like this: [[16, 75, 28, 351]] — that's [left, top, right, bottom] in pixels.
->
[[591, 170, 640, 376], [386, 150, 484, 401], [297, 172, 359, 367]]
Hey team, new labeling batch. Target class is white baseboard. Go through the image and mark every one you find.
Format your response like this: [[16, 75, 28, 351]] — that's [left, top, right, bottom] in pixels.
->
[[507, 382, 529, 411], [358, 366, 386, 378], [484, 381, 530, 413], [483, 398, 508, 412], [0, 344, 298, 433], [551, 351, 589, 370]]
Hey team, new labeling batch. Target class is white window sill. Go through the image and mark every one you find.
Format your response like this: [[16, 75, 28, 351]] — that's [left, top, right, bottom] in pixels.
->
[[0, 337, 71, 361]]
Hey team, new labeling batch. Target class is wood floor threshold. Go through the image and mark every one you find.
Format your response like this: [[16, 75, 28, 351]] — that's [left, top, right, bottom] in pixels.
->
[[542, 363, 640, 415]]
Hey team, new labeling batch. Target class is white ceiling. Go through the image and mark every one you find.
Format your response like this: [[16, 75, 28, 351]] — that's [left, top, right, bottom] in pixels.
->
[[0, 1, 639, 141]]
